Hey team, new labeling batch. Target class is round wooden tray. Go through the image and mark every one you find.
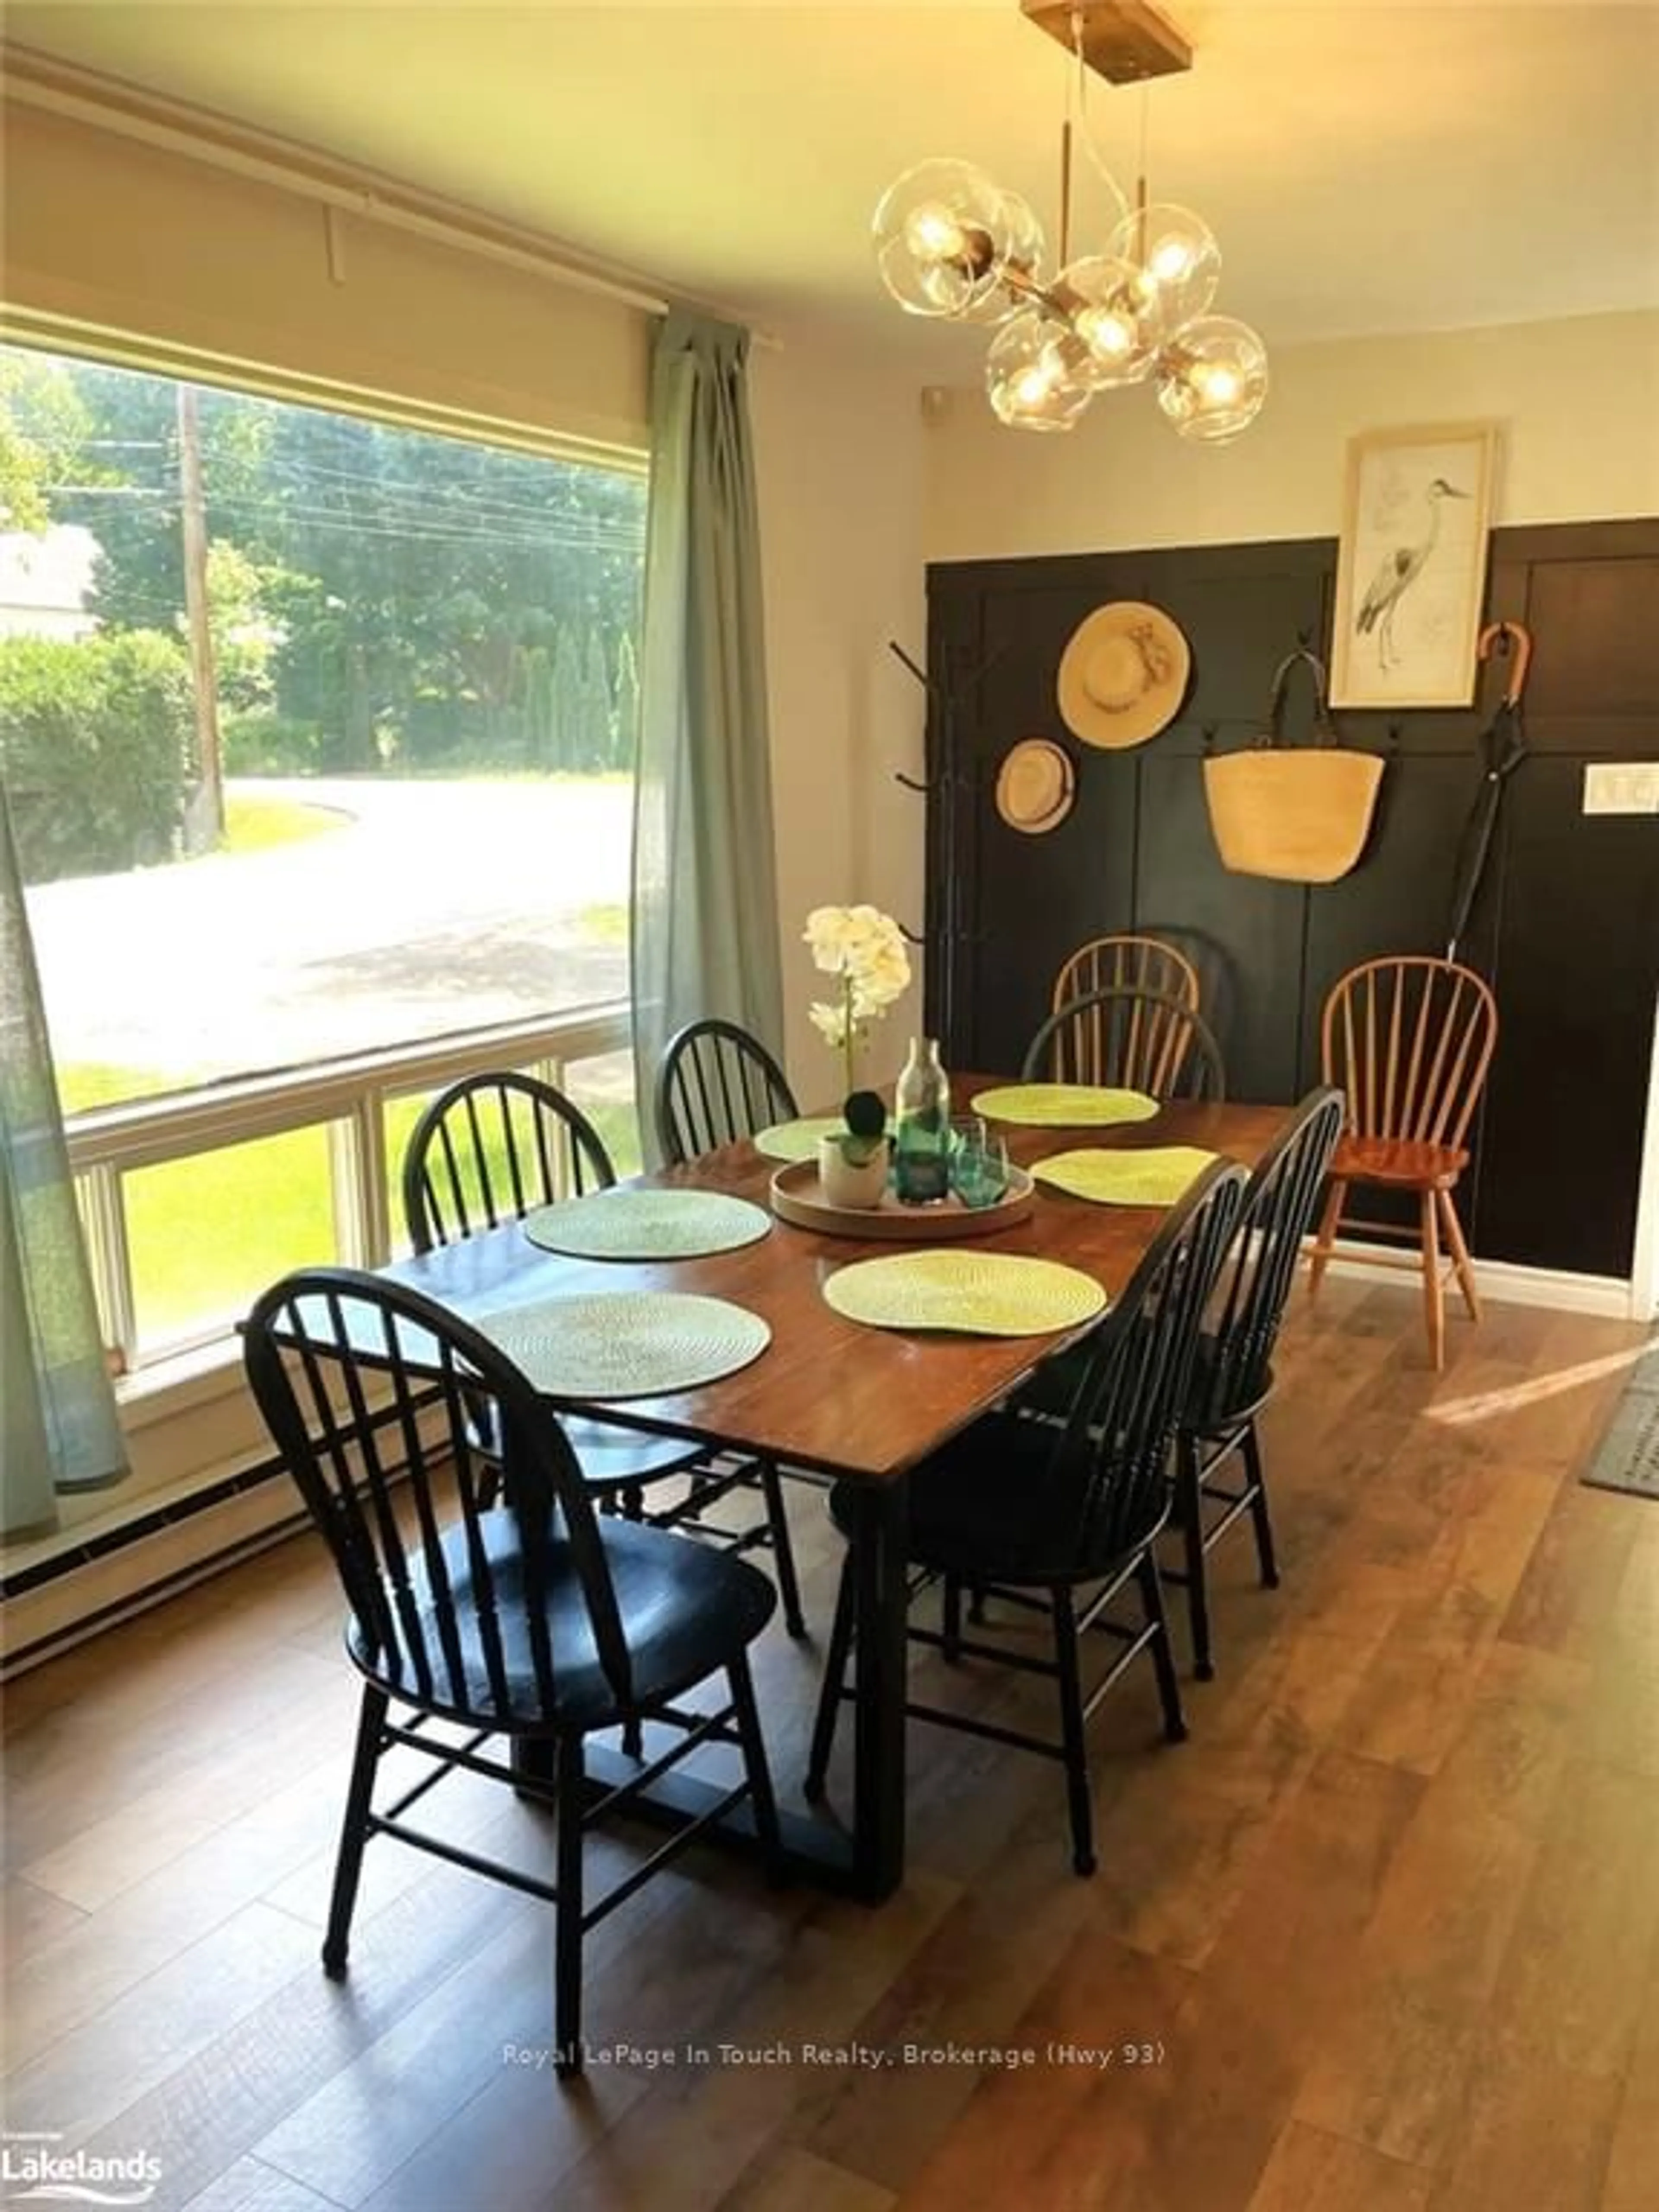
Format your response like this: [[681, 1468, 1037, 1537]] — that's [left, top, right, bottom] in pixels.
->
[[769, 1159, 1036, 1242]]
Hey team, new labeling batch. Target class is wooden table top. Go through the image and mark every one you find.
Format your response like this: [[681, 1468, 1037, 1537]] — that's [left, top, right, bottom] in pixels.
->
[[388, 1084, 1293, 1485]]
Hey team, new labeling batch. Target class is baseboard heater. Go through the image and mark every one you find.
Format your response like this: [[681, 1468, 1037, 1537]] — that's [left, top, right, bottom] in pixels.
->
[[1, 1392, 434, 1681], [0, 1454, 308, 1679]]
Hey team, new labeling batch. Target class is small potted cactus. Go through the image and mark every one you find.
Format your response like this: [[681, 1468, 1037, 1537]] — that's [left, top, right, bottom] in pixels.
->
[[817, 1088, 890, 1210]]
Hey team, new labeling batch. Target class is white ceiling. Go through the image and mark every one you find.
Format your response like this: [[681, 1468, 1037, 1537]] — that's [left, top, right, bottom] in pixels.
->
[[6, 2, 1659, 369]]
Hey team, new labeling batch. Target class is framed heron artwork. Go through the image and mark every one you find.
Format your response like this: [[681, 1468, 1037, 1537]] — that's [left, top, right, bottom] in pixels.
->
[[1330, 422, 1500, 709]]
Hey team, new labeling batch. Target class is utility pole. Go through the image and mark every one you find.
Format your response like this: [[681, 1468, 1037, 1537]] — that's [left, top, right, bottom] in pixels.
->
[[176, 383, 223, 849]]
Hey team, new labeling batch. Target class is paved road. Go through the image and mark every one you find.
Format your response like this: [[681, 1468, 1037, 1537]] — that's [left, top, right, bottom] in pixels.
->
[[27, 776, 634, 1084]]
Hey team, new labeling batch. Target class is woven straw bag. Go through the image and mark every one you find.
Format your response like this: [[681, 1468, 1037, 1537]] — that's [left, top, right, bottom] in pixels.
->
[[1203, 649, 1384, 884]]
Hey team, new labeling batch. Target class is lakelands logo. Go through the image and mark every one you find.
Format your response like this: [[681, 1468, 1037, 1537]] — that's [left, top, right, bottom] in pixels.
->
[[1, 2134, 162, 2206]]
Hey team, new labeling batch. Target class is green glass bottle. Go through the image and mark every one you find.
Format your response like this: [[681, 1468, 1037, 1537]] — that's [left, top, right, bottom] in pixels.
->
[[893, 1036, 951, 1203]]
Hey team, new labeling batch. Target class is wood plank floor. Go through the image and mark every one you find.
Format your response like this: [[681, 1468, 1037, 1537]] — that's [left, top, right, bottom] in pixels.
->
[[3, 1283, 1656, 2212]]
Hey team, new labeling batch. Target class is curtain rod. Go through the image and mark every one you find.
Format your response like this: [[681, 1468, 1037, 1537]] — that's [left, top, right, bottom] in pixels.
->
[[2, 45, 781, 349]]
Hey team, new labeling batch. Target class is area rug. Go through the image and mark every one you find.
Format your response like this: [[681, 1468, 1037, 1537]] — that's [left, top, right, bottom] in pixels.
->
[[1580, 1342, 1659, 1499]]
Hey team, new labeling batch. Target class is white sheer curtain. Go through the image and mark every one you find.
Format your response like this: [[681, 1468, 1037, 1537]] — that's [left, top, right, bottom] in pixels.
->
[[1, 778, 127, 1535], [630, 311, 785, 1159]]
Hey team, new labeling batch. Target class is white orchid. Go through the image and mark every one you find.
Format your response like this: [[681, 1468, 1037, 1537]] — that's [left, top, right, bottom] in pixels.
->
[[802, 904, 912, 1100]]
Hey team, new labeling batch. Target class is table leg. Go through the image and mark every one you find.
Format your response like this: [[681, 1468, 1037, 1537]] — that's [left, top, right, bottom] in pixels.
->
[[511, 1471, 911, 1902], [849, 1472, 910, 1902]]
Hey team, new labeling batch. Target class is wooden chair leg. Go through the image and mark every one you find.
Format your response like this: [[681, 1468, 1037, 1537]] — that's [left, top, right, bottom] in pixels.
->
[[758, 1459, 807, 1639], [1420, 1189, 1446, 1370], [941, 1574, 964, 1664], [322, 1684, 387, 1977], [1049, 1586, 1096, 1878], [1241, 1417, 1280, 1590], [1175, 1433, 1214, 1682], [1307, 1177, 1348, 1298], [1438, 1189, 1482, 1323], [804, 1549, 856, 1801], [554, 1733, 586, 2078], [1136, 1554, 1188, 1747], [727, 1650, 785, 1883]]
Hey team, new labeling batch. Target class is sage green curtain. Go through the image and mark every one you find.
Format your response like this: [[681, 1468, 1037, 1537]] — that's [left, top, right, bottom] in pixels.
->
[[630, 311, 785, 1158], [1, 779, 127, 1536]]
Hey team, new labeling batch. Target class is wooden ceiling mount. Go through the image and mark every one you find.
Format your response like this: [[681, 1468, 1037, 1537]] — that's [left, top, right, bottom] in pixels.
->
[[1020, 1, 1193, 83]]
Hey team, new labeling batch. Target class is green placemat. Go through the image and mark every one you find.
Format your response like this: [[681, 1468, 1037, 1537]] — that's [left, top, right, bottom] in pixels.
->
[[474, 1292, 771, 1399], [1032, 1146, 1218, 1206], [521, 1189, 771, 1260], [752, 1116, 846, 1162], [823, 1251, 1106, 1338], [972, 1083, 1160, 1128]]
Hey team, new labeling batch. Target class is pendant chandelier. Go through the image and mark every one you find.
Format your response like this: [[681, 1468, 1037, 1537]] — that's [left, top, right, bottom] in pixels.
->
[[872, 1, 1268, 442]]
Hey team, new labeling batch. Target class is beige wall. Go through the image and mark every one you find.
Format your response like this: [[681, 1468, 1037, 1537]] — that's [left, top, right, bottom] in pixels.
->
[[751, 332, 927, 1094], [924, 310, 1659, 563]]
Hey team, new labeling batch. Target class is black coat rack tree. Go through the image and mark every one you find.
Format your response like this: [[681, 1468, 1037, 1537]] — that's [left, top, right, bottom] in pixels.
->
[[887, 635, 1002, 1054]]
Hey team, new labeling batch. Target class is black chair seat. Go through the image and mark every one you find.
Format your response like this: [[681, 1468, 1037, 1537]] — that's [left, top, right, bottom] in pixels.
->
[[829, 1413, 1166, 1587], [348, 1512, 776, 1732]]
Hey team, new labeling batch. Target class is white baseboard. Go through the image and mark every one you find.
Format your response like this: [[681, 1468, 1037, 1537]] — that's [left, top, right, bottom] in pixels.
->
[[1316, 1234, 1636, 1321]]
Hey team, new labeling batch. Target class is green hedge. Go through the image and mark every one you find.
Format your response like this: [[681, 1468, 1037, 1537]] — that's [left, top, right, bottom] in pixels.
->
[[0, 630, 195, 883], [222, 708, 325, 775]]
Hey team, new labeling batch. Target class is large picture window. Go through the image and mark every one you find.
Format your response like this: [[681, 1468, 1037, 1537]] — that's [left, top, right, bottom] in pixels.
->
[[0, 343, 645, 1360]]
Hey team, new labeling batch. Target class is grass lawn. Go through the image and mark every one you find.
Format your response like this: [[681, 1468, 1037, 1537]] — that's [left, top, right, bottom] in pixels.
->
[[219, 792, 349, 854], [63, 1060, 642, 1351]]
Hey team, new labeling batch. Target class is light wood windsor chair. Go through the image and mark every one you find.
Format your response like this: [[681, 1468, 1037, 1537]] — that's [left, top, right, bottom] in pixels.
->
[[1306, 955, 1499, 1368], [1023, 984, 1226, 1101], [1051, 933, 1201, 1017]]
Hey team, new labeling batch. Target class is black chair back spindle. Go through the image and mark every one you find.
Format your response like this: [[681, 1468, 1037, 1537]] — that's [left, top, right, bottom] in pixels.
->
[[1056, 1161, 1248, 1567], [1200, 1086, 1345, 1425], [404, 1071, 616, 1255], [244, 1268, 633, 1726], [1021, 985, 1227, 1101], [655, 1019, 798, 1165]]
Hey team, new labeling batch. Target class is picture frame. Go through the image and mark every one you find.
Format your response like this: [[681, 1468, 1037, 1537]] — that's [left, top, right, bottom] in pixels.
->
[[1329, 421, 1500, 709]]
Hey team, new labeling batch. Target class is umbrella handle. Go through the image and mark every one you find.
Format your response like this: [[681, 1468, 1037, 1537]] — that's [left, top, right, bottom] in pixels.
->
[[1477, 620, 1533, 709]]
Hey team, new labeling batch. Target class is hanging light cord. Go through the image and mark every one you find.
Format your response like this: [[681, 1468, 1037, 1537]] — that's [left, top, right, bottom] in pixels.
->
[[1068, 9, 1131, 233]]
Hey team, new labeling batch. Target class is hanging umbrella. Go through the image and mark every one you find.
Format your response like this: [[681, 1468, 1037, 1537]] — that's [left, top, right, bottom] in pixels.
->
[[1446, 621, 1532, 963]]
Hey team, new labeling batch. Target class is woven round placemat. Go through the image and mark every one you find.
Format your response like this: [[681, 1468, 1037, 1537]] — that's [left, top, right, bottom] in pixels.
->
[[474, 1292, 771, 1399], [521, 1189, 771, 1261], [972, 1083, 1160, 1128], [822, 1251, 1106, 1338], [752, 1116, 847, 1163], [1031, 1146, 1218, 1206]]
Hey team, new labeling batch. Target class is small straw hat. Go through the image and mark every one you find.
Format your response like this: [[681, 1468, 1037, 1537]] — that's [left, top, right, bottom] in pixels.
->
[[995, 737, 1075, 833]]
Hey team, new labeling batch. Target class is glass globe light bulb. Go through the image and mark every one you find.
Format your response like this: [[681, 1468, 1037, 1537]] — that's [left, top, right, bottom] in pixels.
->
[[954, 189, 1048, 328], [903, 203, 967, 265], [1055, 254, 1159, 388], [1154, 315, 1269, 444], [1108, 202, 1220, 344], [873, 158, 1018, 319], [985, 309, 1093, 432]]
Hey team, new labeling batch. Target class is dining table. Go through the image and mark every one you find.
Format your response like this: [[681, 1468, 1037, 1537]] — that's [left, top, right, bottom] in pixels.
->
[[383, 1081, 1296, 1903]]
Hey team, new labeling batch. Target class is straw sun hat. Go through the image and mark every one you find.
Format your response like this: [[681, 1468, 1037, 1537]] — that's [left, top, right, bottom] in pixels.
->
[[1057, 602, 1192, 751], [995, 737, 1075, 834]]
